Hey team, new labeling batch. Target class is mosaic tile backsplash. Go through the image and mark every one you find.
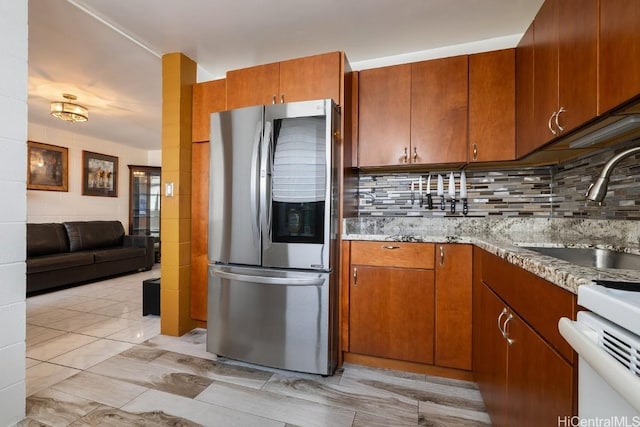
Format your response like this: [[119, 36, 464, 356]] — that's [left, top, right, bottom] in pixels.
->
[[357, 139, 640, 220]]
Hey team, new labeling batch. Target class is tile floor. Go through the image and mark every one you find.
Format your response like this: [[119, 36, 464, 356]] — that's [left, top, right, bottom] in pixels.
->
[[22, 267, 491, 426]]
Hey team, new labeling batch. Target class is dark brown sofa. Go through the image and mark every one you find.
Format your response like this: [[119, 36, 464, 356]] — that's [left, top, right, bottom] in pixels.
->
[[27, 221, 154, 294]]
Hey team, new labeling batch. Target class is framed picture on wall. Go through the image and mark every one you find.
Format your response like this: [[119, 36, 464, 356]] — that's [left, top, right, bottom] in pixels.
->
[[82, 150, 118, 197], [27, 141, 69, 191]]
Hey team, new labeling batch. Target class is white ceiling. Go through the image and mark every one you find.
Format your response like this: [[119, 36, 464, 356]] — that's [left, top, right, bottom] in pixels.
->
[[28, 0, 544, 151]]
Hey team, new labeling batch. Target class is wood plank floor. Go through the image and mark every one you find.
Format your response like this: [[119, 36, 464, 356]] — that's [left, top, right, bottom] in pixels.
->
[[22, 267, 490, 426]]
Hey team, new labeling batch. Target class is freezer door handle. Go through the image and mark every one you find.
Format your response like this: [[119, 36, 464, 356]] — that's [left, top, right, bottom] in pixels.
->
[[211, 269, 325, 286]]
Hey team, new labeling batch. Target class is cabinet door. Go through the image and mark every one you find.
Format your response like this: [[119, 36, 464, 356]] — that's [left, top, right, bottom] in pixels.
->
[[434, 244, 472, 370], [532, 0, 559, 148], [192, 79, 227, 142], [128, 165, 161, 242], [279, 52, 341, 104], [226, 62, 279, 109], [191, 143, 210, 321], [506, 311, 574, 426], [469, 49, 515, 162], [411, 55, 468, 164], [349, 265, 435, 364], [473, 283, 508, 427], [557, 0, 597, 135], [599, 0, 640, 114], [515, 22, 536, 158], [358, 64, 411, 167]]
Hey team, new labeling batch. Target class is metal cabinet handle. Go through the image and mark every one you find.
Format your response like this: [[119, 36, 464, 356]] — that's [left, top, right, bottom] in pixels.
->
[[403, 147, 408, 164], [381, 245, 400, 250], [353, 267, 358, 285], [503, 313, 515, 345], [472, 143, 478, 161], [280, 94, 285, 103], [439, 246, 444, 266], [556, 107, 565, 133], [272, 95, 276, 104], [413, 147, 418, 162], [548, 112, 558, 135], [497, 307, 508, 337]]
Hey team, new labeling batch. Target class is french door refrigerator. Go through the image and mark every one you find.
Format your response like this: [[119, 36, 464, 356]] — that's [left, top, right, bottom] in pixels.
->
[[207, 99, 339, 375]]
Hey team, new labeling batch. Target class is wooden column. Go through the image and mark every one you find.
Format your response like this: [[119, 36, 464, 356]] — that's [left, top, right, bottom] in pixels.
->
[[161, 52, 197, 336]]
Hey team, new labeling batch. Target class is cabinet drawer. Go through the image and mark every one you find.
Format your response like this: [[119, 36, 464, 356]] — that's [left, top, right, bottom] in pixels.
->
[[351, 241, 434, 269]]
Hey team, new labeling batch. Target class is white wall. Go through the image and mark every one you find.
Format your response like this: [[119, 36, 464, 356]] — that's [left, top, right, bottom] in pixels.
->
[[27, 123, 159, 228], [0, 0, 27, 425]]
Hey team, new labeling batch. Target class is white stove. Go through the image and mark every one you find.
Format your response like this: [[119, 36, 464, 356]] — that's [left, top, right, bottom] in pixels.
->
[[558, 281, 640, 419]]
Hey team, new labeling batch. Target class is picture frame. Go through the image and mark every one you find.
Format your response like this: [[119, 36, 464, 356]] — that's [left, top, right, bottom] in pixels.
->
[[82, 150, 118, 197], [27, 141, 69, 191]]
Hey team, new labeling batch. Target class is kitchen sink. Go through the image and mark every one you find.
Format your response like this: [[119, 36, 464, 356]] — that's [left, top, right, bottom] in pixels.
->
[[519, 246, 640, 270]]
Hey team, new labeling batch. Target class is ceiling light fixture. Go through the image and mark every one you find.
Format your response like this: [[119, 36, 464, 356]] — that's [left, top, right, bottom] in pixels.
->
[[50, 94, 88, 123]]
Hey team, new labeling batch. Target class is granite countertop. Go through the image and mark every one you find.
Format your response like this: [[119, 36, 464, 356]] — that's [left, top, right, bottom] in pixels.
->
[[343, 217, 640, 294]]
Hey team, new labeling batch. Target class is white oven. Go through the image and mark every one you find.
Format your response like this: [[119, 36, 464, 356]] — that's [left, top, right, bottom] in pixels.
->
[[559, 282, 640, 420]]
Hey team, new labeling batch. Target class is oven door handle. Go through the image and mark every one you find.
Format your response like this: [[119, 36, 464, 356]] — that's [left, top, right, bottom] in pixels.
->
[[558, 317, 640, 413]]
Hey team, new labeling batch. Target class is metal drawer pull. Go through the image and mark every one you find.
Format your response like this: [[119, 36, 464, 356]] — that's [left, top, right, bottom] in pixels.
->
[[503, 313, 515, 345], [381, 245, 400, 250], [472, 143, 478, 161], [440, 246, 444, 266], [353, 267, 358, 285], [213, 269, 324, 286], [497, 307, 508, 337]]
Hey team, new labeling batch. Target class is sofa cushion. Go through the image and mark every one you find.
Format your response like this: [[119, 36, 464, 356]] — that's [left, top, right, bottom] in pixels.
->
[[93, 247, 146, 263], [27, 223, 70, 257], [27, 252, 94, 274], [64, 221, 125, 252]]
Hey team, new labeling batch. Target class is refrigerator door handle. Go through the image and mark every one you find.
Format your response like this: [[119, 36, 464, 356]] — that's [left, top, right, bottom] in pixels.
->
[[211, 268, 325, 287], [260, 120, 273, 247], [250, 120, 262, 246]]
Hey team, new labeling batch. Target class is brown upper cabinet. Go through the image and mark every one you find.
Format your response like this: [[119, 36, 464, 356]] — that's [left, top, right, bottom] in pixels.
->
[[226, 51, 342, 109], [411, 55, 469, 165], [469, 49, 516, 163], [518, 0, 597, 157], [358, 64, 411, 167], [599, 0, 640, 114], [515, 22, 536, 158], [358, 55, 468, 167], [192, 79, 227, 143]]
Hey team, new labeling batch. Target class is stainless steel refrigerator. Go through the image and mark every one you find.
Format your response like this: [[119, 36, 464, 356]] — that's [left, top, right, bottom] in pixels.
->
[[207, 99, 339, 375]]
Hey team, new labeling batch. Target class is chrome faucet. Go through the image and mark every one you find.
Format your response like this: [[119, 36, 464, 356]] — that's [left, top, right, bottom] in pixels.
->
[[585, 145, 640, 205]]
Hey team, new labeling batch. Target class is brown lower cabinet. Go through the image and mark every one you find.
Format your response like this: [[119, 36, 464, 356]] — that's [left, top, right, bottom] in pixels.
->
[[435, 244, 472, 370], [346, 241, 472, 376], [349, 265, 435, 364], [473, 247, 576, 426]]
